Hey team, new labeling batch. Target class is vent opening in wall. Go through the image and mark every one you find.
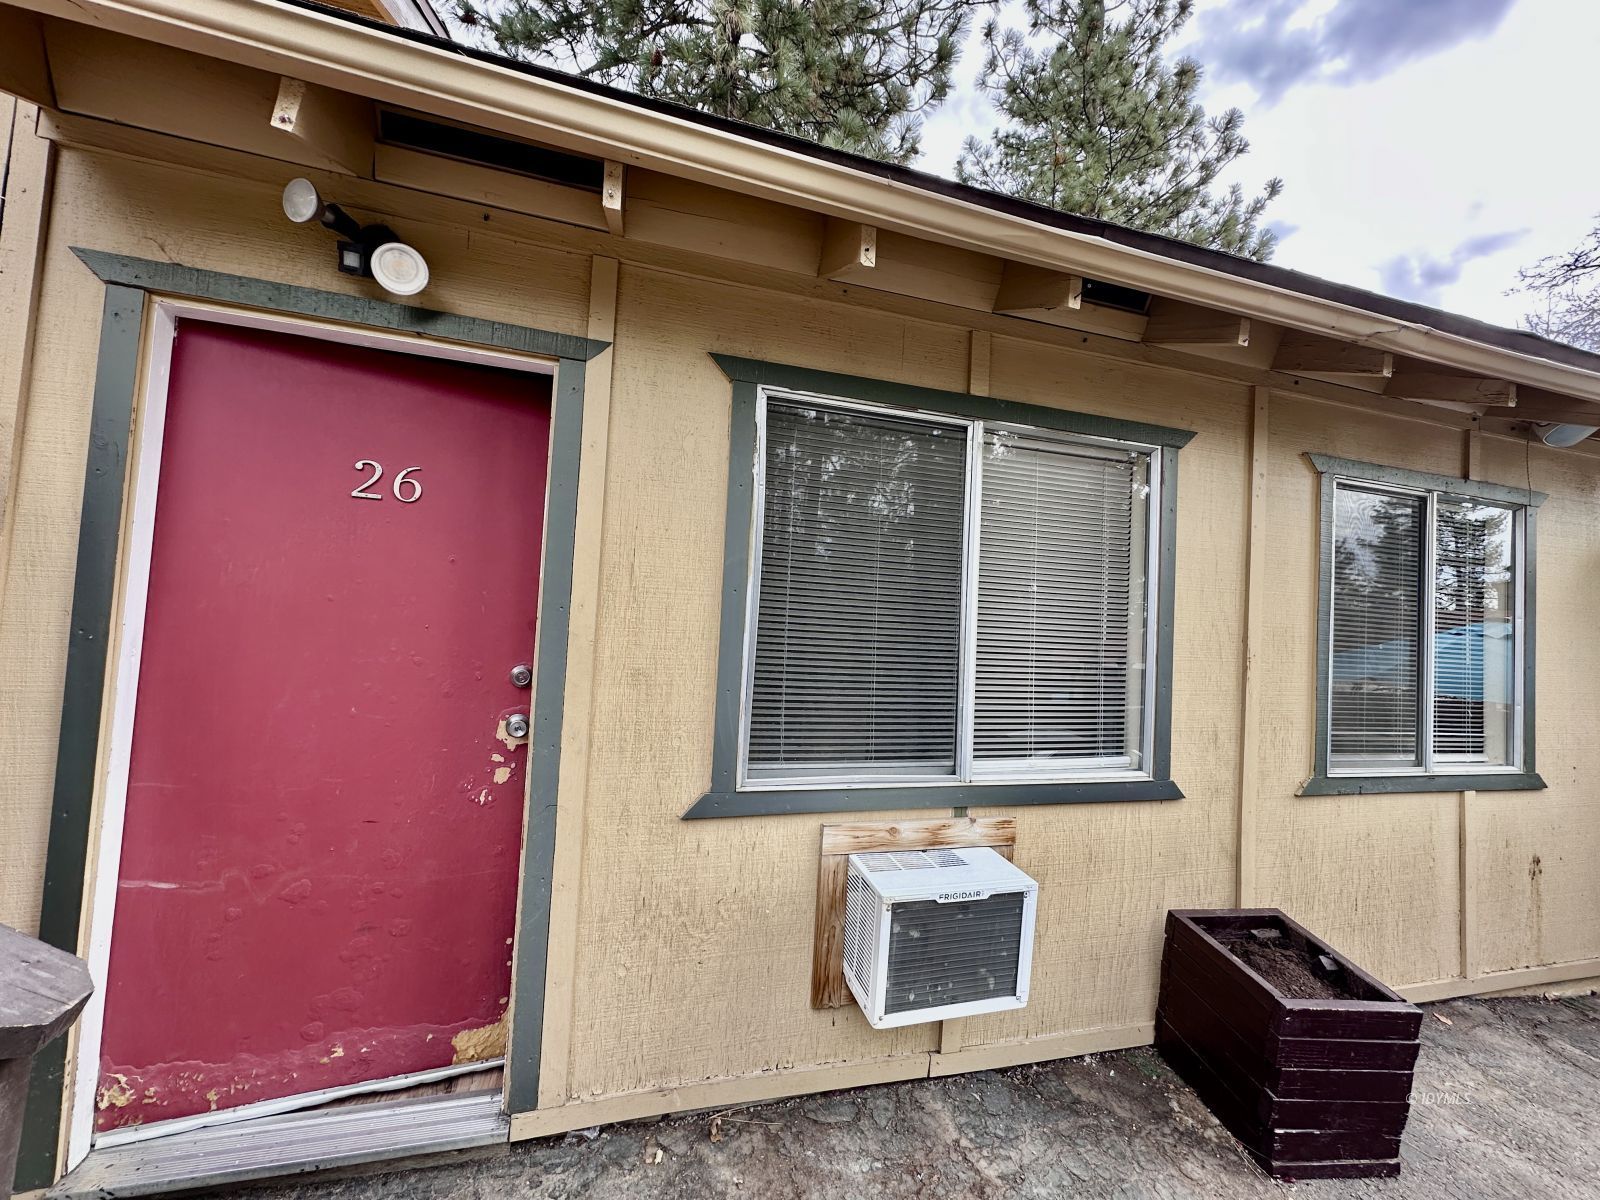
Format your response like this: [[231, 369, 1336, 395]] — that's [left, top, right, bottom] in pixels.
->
[[1080, 278, 1152, 314], [377, 110, 605, 191], [843, 846, 1038, 1028], [858, 850, 968, 873]]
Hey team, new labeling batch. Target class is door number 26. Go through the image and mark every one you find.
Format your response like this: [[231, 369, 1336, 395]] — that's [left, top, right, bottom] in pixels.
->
[[351, 460, 423, 503]]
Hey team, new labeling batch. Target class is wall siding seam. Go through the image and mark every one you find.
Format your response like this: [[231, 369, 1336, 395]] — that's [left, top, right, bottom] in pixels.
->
[[535, 254, 619, 1109], [0, 104, 55, 625], [1235, 387, 1269, 907]]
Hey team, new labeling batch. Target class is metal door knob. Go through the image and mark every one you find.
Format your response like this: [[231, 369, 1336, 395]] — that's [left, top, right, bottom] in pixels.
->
[[505, 713, 530, 739]]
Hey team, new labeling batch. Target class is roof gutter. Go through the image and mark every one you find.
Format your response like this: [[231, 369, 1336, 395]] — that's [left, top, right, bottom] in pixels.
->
[[13, 0, 1600, 404]]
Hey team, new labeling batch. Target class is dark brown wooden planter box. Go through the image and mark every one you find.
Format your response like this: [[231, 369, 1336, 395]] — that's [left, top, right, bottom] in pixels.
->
[[1157, 908, 1423, 1181]]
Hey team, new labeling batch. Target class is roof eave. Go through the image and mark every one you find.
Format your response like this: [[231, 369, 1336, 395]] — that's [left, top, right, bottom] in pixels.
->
[[11, 0, 1600, 402]]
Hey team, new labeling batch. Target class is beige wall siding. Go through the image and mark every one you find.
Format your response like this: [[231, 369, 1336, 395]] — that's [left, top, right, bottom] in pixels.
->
[[1473, 435, 1600, 974], [0, 96, 54, 934], [960, 337, 1250, 1050], [1249, 398, 1470, 988], [3, 138, 1599, 1124], [0, 141, 99, 939]]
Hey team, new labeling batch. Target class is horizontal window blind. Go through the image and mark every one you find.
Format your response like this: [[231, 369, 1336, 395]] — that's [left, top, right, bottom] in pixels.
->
[[973, 433, 1147, 767], [747, 401, 967, 778], [1433, 499, 1515, 762], [1330, 486, 1423, 765]]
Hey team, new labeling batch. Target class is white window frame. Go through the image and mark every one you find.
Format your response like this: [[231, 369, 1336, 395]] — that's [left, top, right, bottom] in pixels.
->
[[736, 385, 1163, 793], [1325, 475, 1528, 779]]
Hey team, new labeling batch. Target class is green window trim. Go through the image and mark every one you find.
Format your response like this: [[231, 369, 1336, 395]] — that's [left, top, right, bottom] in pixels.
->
[[684, 355, 1195, 820], [1301, 452, 1547, 798]]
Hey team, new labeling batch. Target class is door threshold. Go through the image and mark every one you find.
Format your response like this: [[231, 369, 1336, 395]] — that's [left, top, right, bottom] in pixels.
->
[[94, 1059, 504, 1149], [48, 1091, 509, 1198]]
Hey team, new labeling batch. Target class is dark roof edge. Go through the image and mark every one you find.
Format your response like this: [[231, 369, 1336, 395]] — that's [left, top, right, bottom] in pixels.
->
[[281, 0, 1600, 379]]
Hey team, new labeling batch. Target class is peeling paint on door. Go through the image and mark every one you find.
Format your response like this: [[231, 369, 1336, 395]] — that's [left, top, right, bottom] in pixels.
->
[[495, 717, 529, 750], [96, 1075, 134, 1111], [450, 1011, 509, 1064]]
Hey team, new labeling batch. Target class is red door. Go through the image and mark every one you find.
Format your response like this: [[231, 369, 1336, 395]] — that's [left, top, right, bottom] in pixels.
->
[[95, 321, 550, 1132]]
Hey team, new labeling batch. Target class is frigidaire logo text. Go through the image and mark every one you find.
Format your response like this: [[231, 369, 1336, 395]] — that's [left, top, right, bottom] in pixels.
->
[[938, 890, 984, 902]]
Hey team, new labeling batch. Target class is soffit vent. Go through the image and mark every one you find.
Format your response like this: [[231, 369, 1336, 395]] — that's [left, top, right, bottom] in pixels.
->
[[1081, 278, 1152, 314], [378, 110, 604, 192]]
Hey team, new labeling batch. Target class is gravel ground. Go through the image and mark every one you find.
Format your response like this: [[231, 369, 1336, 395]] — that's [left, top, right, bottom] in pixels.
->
[[237, 993, 1599, 1200]]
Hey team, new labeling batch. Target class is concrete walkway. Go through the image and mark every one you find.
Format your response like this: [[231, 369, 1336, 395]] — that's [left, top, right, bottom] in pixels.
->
[[241, 994, 1598, 1199]]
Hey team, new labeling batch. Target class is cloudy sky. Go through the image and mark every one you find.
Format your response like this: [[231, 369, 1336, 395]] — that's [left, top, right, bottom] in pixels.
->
[[916, 0, 1598, 331]]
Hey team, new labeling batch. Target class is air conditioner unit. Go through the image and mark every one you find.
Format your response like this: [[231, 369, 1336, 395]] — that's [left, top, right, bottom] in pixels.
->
[[843, 846, 1038, 1029]]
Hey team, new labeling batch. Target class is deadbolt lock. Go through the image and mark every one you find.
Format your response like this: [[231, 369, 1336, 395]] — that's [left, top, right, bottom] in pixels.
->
[[509, 664, 532, 688], [505, 713, 530, 740]]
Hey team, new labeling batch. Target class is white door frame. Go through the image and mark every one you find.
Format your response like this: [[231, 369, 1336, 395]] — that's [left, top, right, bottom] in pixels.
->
[[66, 298, 557, 1168]]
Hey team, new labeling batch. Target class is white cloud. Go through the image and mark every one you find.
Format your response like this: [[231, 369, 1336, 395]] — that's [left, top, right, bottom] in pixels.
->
[[1193, 0, 1600, 328], [1190, 0, 1516, 104], [1378, 230, 1530, 306]]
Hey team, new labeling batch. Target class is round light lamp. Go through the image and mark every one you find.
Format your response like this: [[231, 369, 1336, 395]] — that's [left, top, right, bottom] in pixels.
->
[[370, 242, 430, 297], [281, 177, 324, 225]]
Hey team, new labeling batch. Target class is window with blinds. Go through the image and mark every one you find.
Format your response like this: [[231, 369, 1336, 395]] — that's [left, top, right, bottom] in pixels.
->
[[974, 432, 1148, 771], [1433, 498, 1515, 763], [1330, 487, 1424, 766], [748, 402, 967, 779], [1328, 481, 1520, 773], [744, 394, 1156, 786]]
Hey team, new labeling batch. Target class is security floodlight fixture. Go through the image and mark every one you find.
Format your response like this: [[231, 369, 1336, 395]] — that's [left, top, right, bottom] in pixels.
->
[[281, 177, 324, 225], [280, 177, 360, 238], [282, 177, 431, 298], [369, 242, 430, 296], [336, 242, 367, 275], [1535, 422, 1598, 448]]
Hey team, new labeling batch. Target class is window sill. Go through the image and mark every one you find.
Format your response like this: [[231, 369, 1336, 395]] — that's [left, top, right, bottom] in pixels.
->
[[683, 778, 1184, 819], [1298, 771, 1546, 797]]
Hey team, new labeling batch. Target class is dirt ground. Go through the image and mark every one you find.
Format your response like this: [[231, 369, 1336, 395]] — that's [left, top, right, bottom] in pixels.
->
[[241, 993, 1598, 1200]]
